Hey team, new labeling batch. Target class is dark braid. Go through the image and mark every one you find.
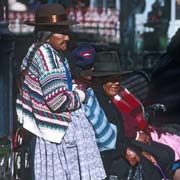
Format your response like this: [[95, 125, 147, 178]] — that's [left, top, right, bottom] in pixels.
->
[[17, 31, 52, 91]]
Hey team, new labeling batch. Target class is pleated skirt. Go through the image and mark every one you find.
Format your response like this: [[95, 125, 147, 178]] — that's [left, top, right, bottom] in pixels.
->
[[31, 108, 106, 180]]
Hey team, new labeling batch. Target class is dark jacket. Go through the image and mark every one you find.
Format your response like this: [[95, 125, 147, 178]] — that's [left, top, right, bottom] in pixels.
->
[[93, 85, 174, 180], [93, 86, 134, 157]]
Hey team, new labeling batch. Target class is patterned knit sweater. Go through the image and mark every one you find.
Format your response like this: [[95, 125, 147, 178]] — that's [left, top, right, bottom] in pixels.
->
[[16, 43, 81, 143]]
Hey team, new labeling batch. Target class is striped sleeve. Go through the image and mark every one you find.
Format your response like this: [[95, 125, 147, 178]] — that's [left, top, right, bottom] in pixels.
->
[[85, 88, 117, 151]]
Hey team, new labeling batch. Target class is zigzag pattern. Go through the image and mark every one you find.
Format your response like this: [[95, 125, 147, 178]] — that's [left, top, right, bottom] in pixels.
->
[[16, 43, 81, 143]]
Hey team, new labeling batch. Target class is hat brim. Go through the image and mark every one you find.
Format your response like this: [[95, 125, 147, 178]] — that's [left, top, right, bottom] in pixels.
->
[[24, 19, 78, 26], [92, 71, 132, 77]]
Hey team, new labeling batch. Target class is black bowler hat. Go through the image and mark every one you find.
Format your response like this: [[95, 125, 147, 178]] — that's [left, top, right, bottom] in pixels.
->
[[24, 3, 78, 26], [92, 51, 132, 77]]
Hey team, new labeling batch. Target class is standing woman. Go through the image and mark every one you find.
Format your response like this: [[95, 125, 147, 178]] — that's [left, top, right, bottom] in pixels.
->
[[16, 3, 106, 180]]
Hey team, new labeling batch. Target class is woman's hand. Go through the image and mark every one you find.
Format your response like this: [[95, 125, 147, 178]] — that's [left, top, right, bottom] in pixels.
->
[[136, 131, 151, 144], [76, 84, 87, 92], [72, 84, 86, 102], [125, 147, 140, 166], [141, 151, 157, 164]]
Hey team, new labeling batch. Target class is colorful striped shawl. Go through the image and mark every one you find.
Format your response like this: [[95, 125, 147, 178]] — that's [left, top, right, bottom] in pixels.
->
[[16, 43, 81, 143]]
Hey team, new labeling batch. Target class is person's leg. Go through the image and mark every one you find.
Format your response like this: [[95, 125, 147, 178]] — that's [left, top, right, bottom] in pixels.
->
[[147, 141, 175, 179], [140, 156, 162, 180], [133, 140, 175, 179], [101, 151, 114, 179], [111, 158, 130, 179]]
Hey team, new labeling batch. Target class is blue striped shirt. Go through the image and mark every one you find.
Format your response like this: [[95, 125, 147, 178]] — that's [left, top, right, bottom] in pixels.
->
[[85, 88, 117, 151]]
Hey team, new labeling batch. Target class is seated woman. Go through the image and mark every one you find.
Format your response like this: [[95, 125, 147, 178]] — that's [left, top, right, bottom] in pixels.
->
[[112, 82, 180, 180], [72, 48, 175, 180]]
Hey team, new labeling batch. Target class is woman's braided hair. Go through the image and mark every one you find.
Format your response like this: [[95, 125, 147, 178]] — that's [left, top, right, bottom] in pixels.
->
[[17, 31, 52, 91]]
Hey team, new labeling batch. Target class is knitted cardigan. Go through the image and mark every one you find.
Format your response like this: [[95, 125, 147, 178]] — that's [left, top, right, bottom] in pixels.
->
[[16, 43, 81, 143]]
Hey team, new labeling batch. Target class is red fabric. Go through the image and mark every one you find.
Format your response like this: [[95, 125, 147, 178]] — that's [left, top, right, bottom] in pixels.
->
[[112, 87, 148, 137]]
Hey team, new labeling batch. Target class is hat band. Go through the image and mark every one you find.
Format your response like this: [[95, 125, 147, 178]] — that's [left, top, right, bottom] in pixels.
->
[[36, 14, 67, 24]]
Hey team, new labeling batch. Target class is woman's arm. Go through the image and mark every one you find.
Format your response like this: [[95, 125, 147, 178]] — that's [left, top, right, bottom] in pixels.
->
[[37, 45, 81, 112]]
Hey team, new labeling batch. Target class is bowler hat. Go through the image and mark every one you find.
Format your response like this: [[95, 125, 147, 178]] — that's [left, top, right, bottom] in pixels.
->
[[24, 3, 78, 26], [92, 51, 132, 77]]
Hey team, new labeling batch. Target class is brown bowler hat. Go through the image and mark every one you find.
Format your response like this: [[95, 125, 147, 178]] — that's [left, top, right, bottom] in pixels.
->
[[24, 3, 78, 26]]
